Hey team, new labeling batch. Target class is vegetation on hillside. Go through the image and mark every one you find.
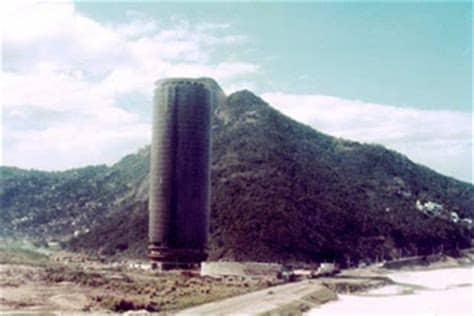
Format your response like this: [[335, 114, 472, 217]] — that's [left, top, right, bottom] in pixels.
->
[[1, 90, 473, 266]]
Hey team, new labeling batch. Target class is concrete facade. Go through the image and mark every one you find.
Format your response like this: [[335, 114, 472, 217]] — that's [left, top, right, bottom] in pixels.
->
[[201, 261, 283, 277], [148, 78, 222, 269]]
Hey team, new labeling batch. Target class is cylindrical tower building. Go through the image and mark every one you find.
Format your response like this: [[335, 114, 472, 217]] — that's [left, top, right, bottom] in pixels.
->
[[148, 78, 221, 269]]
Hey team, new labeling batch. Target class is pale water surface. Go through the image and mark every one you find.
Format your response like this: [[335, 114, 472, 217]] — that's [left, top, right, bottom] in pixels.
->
[[308, 265, 473, 316]]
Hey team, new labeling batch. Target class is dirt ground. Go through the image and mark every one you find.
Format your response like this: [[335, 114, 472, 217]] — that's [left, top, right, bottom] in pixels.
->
[[4, 246, 469, 316], [0, 248, 279, 315], [0, 260, 389, 316], [0, 266, 102, 315]]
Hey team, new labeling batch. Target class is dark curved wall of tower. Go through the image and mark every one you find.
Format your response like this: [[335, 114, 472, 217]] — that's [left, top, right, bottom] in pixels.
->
[[149, 78, 220, 265]]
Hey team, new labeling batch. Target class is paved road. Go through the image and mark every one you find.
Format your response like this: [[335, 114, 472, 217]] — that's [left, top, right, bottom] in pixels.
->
[[176, 279, 331, 316]]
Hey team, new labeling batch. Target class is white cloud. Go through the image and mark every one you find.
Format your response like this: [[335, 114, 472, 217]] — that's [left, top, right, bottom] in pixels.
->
[[1, 1, 470, 184], [3, 1, 126, 75], [1, 0, 258, 170], [262, 92, 473, 182]]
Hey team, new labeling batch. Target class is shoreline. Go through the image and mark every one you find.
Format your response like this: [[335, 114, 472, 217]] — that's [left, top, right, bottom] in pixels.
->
[[263, 249, 474, 316], [306, 263, 473, 316]]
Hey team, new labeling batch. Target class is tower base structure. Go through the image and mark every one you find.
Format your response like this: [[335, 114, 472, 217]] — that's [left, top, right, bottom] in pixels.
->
[[148, 244, 207, 270]]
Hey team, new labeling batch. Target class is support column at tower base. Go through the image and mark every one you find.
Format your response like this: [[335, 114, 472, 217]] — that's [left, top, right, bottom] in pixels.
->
[[148, 244, 207, 270]]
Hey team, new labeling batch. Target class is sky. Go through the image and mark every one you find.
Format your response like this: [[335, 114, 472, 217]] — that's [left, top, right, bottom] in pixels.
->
[[1, 1, 472, 182]]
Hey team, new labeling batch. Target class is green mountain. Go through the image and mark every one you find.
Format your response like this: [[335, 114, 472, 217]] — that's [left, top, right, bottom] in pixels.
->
[[1, 90, 473, 265]]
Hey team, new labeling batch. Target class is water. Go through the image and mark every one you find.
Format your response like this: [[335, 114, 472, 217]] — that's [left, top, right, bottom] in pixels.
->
[[308, 265, 473, 316]]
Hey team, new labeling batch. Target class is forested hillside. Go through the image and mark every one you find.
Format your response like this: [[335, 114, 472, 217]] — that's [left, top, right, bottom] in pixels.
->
[[2, 90, 473, 266]]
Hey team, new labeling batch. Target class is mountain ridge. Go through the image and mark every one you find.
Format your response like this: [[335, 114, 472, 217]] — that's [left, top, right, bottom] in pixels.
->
[[1, 89, 472, 265]]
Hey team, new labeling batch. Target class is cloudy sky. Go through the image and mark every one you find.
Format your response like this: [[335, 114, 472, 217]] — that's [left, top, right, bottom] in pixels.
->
[[1, 1, 472, 182]]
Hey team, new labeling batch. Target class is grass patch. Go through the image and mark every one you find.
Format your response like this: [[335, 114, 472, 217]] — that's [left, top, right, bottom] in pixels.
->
[[0, 246, 50, 266]]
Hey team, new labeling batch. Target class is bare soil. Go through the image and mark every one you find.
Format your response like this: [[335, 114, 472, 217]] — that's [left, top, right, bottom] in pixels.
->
[[0, 248, 279, 315], [3, 247, 471, 316]]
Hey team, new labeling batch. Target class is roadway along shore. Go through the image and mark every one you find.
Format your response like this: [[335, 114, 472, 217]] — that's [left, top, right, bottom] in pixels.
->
[[176, 279, 336, 316], [177, 250, 474, 316]]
